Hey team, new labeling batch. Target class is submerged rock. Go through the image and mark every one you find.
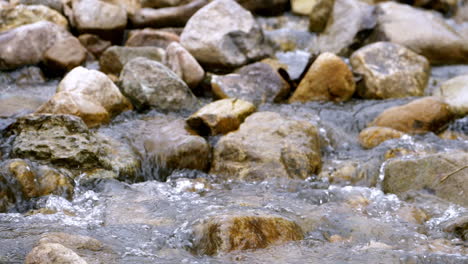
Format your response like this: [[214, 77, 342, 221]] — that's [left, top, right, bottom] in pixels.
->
[[433, 75, 468, 116], [165, 42, 205, 89], [25, 243, 88, 264], [187, 98, 256, 136], [369, 97, 455, 134], [191, 213, 303, 255], [211, 112, 321, 181], [119, 57, 198, 111], [0, 4, 68, 33], [383, 151, 468, 206], [180, 0, 271, 68], [359, 126, 406, 149], [99, 45, 166, 75], [140, 0, 184, 8], [351, 42, 430, 99], [211, 62, 290, 106], [289, 52, 355, 103]]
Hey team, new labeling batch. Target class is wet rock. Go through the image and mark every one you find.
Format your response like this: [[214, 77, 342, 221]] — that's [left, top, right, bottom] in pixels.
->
[[0, 21, 86, 71], [211, 62, 290, 106], [359, 126, 405, 149], [7, 114, 139, 177], [350, 42, 430, 99], [38, 233, 103, 251], [165, 42, 205, 89], [119, 57, 198, 111], [383, 151, 468, 206], [14, 0, 63, 12], [78, 34, 111, 58], [187, 98, 256, 136], [70, 0, 127, 40], [0, 4, 68, 33], [99, 46, 165, 75], [441, 214, 468, 241], [236, 0, 289, 16], [126, 28, 180, 48], [130, 0, 208, 28], [180, 0, 271, 69], [211, 112, 321, 180], [104, 0, 141, 16], [370, 2, 468, 64], [191, 213, 303, 255], [43, 37, 87, 72], [275, 50, 312, 81], [289, 52, 355, 103], [0, 96, 45, 118], [37, 67, 132, 127], [433, 75, 468, 116], [25, 243, 87, 264], [140, 0, 184, 8], [0, 66, 45, 85], [313, 0, 376, 56], [369, 97, 455, 134], [308, 0, 335, 33]]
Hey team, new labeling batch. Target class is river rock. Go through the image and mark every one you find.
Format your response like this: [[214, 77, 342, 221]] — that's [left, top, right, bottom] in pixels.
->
[[70, 0, 127, 40], [0, 4, 68, 33], [359, 126, 406, 149], [236, 0, 289, 15], [383, 151, 468, 206], [25, 243, 87, 264], [165, 42, 204, 89], [309, 0, 335, 32], [211, 112, 321, 180], [191, 213, 303, 255], [289, 52, 355, 103], [126, 28, 180, 48], [441, 214, 468, 241], [433, 75, 468, 116], [211, 62, 290, 106], [13, 0, 63, 12], [104, 0, 140, 15], [37, 67, 132, 127], [0, 21, 86, 71], [78, 34, 111, 58], [7, 114, 139, 178], [187, 98, 256, 136], [370, 2, 468, 64], [43, 37, 88, 72], [350, 42, 430, 99], [140, 0, 183, 8], [456, 1, 468, 23], [120, 57, 198, 111], [369, 97, 455, 134], [313, 0, 376, 56], [99, 46, 165, 75], [130, 0, 208, 28], [180, 0, 270, 69]]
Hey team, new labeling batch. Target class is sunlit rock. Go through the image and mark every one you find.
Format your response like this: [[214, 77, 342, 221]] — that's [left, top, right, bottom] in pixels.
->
[[289, 52, 355, 103], [99, 46, 165, 75], [369, 97, 455, 134], [211, 112, 321, 180], [25, 243, 88, 264], [165, 42, 205, 89], [119, 57, 198, 111], [211, 62, 290, 106], [441, 213, 468, 241], [191, 213, 303, 255], [359, 126, 406, 149], [180, 0, 271, 68], [187, 98, 256, 136], [383, 151, 468, 206], [433, 75, 468, 116], [351, 42, 430, 99], [0, 4, 68, 33]]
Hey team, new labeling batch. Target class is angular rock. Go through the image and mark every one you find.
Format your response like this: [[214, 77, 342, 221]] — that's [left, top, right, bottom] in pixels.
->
[[211, 62, 290, 106], [370, 2, 468, 64], [369, 97, 455, 134], [383, 151, 468, 206], [126, 28, 180, 48], [0, 4, 68, 33], [43, 37, 87, 72], [119, 57, 198, 111], [37, 67, 132, 127], [130, 0, 208, 28], [433, 75, 468, 116], [236, 0, 289, 16], [25, 243, 87, 264], [99, 46, 165, 75], [350, 42, 430, 99], [165, 42, 204, 89], [211, 112, 321, 180], [313, 0, 376, 56], [289, 52, 355, 103], [359, 126, 406, 149], [191, 213, 303, 255], [309, 0, 335, 33], [78, 34, 111, 58], [187, 98, 256, 136], [180, 0, 271, 68]]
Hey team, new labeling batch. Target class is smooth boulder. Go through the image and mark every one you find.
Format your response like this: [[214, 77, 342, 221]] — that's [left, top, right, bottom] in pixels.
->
[[211, 112, 322, 181], [350, 42, 430, 99], [433, 75, 468, 116], [165, 42, 205, 89], [99, 46, 165, 75], [180, 0, 271, 68]]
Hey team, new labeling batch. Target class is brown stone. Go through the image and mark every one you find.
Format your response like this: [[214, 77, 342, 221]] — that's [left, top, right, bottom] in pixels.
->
[[43, 37, 87, 72], [25, 243, 87, 264], [165, 42, 204, 89], [359, 126, 406, 149], [369, 97, 455, 134], [289, 52, 355, 103], [78, 34, 111, 58], [309, 0, 335, 33], [126, 28, 180, 48]]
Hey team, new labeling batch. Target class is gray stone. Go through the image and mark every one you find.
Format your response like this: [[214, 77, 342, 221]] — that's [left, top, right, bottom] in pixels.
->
[[99, 46, 166, 75], [14, 0, 63, 12], [119, 57, 198, 111], [350, 42, 430, 99], [165, 42, 204, 89], [308, 0, 335, 33]]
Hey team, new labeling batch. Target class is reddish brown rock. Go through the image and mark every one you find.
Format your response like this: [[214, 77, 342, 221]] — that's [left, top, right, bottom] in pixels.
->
[[359, 126, 406, 149]]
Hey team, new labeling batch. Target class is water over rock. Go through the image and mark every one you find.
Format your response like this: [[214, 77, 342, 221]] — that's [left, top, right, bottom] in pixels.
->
[[0, 4, 68, 33], [99, 45, 166, 75], [358, 126, 406, 149]]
